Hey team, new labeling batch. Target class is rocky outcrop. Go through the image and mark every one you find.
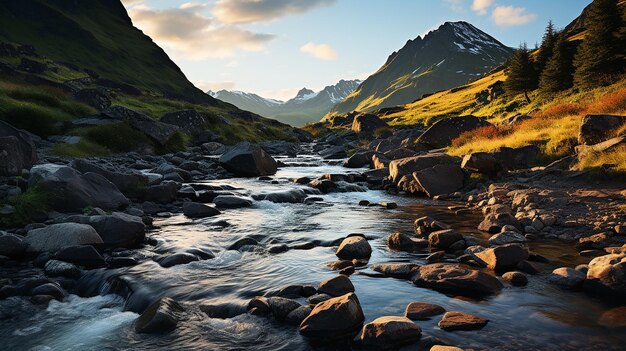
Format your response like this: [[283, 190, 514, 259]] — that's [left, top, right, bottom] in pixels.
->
[[389, 154, 459, 184], [218, 142, 278, 177], [351, 114, 388, 138], [0, 120, 37, 176], [160, 109, 209, 134], [74, 88, 111, 111], [299, 293, 365, 342], [101, 106, 180, 146], [70, 159, 149, 198], [135, 297, 185, 334], [579, 115, 626, 145], [29, 164, 129, 212], [417, 116, 492, 148], [412, 164, 464, 197], [585, 254, 626, 296], [65, 212, 146, 249]]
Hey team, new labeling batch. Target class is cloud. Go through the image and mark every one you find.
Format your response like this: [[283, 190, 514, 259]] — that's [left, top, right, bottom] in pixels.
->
[[129, 5, 275, 59], [300, 42, 337, 60], [471, 0, 494, 15], [492, 6, 537, 26], [444, 0, 465, 12], [214, 0, 336, 23], [121, 0, 143, 7], [259, 88, 301, 101], [195, 81, 236, 92]]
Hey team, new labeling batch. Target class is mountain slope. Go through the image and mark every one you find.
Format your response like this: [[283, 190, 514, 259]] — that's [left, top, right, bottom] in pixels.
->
[[0, 0, 223, 105], [327, 21, 513, 115], [210, 79, 362, 127]]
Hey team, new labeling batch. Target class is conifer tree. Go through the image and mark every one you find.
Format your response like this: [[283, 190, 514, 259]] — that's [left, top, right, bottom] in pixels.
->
[[505, 43, 537, 103], [539, 33, 575, 93], [536, 20, 557, 73], [573, 0, 625, 89]]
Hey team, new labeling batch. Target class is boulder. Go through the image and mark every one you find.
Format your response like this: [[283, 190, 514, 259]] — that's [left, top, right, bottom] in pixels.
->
[[29, 164, 129, 212], [319, 145, 347, 159], [213, 195, 253, 208], [182, 202, 221, 218], [257, 189, 307, 204], [579, 115, 626, 145], [352, 114, 388, 137], [336, 234, 372, 260], [461, 152, 501, 175], [413, 263, 503, 296], [478, 213, 520, 234], [388, 232, 428, 252], [31, 283, 65, 301], [267, 297, 302, 320], [358, 316, 421, 350], [0, 233, 26, 258], [404, 302, 445, 320], [371, 263, 420, 279], [160, 109, 209, 134], [438, 311, 488, 331], [299, 293, 365, 342], [261, 140, 299, 157], [70, 159, 149, 197], [44, 260, 80, 278], [417, 116, 492, 148], [219, 142, 277, 177], [0, 120, 38, 176], [585, 254, 626, 296], [73, 88, 111, 111], [501, 271, 528, 286], [101, 106, 180, 146], [66, 212, 145, 249], [428, 230, 463, 250], [157, 253, 200, 268], [318, 275, 355, 297], [474, 244, 529, 271], [135, 297, 184, 334], [389, 154, 459, 184], [549, 267, 585, 289], [55, 245, 105, 268], [344, 151, 375, 168], [25, 223, 103, 253], [285, 305, 312, 325], [412, 164, 464, 197], [488, 231, 527, 246], [145, 182, 178, 204]]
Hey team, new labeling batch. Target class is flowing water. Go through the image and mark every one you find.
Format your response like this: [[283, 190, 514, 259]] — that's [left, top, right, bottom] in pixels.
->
[[1, 153, 624, 351]]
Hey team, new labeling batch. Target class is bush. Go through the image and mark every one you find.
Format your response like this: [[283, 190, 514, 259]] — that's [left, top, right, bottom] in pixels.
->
[[451, 125, 508, 148], [586, 88, 626, 115], [52, 140, 111, 157], [537, 103, 586, 118], [0, 185, 49, 226]]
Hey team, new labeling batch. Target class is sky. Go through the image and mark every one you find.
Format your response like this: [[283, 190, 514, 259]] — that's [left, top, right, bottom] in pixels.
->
[[122, 0, 592, 100]]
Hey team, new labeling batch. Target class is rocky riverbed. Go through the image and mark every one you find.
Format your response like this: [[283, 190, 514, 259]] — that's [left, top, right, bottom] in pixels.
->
[[1, 131, 626, 350]]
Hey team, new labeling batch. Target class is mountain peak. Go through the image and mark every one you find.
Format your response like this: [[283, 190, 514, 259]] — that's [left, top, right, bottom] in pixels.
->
[[294, 88, 317, 101]]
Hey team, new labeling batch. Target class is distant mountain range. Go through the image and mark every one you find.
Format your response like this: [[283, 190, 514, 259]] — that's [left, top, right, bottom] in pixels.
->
[[326, 21, 514, 116], [209, 79, 361, 127]]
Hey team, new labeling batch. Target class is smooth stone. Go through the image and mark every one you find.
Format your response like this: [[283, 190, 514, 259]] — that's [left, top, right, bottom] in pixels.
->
[[438, 311, 488, 331], [404, 302, 446, 320]]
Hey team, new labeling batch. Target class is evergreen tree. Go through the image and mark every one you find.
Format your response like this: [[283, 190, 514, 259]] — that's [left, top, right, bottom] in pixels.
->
[[539, 33, 575, 93], [573, 0, 625, 89], [505, 43, 538, 103], [536, 20, 557, 73]]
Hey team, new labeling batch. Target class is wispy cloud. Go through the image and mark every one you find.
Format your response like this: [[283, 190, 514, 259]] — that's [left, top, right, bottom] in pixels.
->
[[492, 6, 537, 26], [129, 5, 275, 59], [300, 42, 337, 60], [214, 0, 336, 24], [443, 0, 465, 12], [471, 0, 494, 15], [195, 80, 236, 92]]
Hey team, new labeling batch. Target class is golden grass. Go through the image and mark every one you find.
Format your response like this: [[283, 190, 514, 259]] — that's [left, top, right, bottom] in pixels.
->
[[574, 145, 626, 172]]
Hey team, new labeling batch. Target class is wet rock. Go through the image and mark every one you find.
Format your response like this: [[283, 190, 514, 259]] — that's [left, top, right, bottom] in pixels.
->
[[213, 195, 253, 208], [404, 302, 445, 320], [29, 164, 129, 212], [145, 182, 178, 204], [389, 154, 458, 184], [24, 223, 103, 253], [268, 297, 301, 320], [478, 213, 520, 234], [388, 232, 428, 252], [549, 267, 585, 289], [182, 202, 221, 218], [489, 231, 527, 246], [429, 230, 463, 250], [299, 293, 365, 342], [585, 254, 626, 296], [0, 120, 38, 176], [286, 305, 312, 325], [516, 260, 541, 274], [318, 275, 355, 297], [31, 283, 65, 301], [474, 244, 529, 271], [135, 297, 184, 334], [430, 346, 465, 351], [501, 271, 528, 286], [413, 263, 503, 296], [55, 245, 105, 268], [258, 189, 307, 203], [66, 212, 146, 249], [336, 234, 372, 260], [597, 306, 626, 328], [417, 116, 492, 149], [344, 151, 375, 168], [358, 316, 422, 350], [70, 159, 149, 197], [269, 244, 289, 254], [157, 253, 200, 268], [426, 251, 446, 263], [438, 311, 488, 331], [200, 303, 247, 319], [319, 145, 347, 159], [44, 260, 80, 278], [412, 164, 464, 197], [228, 237, 259, 251], [31, 295, 55, 306], [0, 233, 26, 258], [247, 296, 270, 314], [308, 293, 332, 304], [371, 263, 420, 279], [107, 257, 138, 268], [219, 141, 277, 176]]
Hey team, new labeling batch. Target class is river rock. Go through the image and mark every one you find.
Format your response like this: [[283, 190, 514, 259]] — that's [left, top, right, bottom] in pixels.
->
[[501, 271, 528, 286], [371, 263, 420, 279], [438, 311, 488, 331], [299, 293, 365, 342], [213, 195, 253, 208], [598, 306, 626, 328], [318, 275, 355, 297], [344, 151, 375, 168], [431, 346, 465, 351], [182, 202, 221, 218], [389, 154, 459, 184], [219, 141, 277, 177], [549, 267, 585, 289], [413, 263, 503, 296], [285, 305, 312, 325], [228, 237, 259, 251], [158, 253, 200, 268], [461, 152, 501, 175], [429, 230, 463, 250], [135, 297, 185, 334], [489, 231, 527, 246], [0, 120, 38, 176], [28, 164, 129, 212], [478, 213, 520, 234], [358, 316, 421, 350], [67, 212, 146, 249], [388, 232, 428, 252], [336, 234, 372, 260], [0, 233, 26, 258], [55, 245, 105, 268], [319, 145, 347, 159], [70, 159, 149, 197], [25, 223, 103, 253], [405, 302, 445, 320], [412, 164, 464, 197], [417, 116, 492, 148], [31, 283, 65, 301], [268, 297, 302, 320], [44, 259, 80, 278], [144, 182, 178, 204], [258, 189, 307, 203], [585, 254, 626, 296], [474, 244, 529, 271]]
